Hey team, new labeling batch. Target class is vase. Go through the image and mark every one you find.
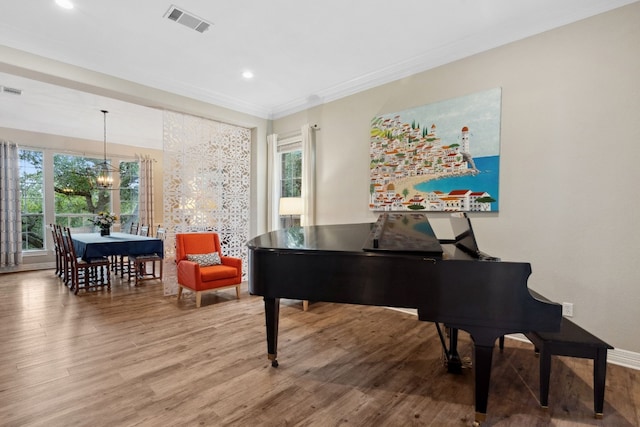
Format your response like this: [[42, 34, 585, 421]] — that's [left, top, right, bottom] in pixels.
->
[[100, 226, 111, 236]]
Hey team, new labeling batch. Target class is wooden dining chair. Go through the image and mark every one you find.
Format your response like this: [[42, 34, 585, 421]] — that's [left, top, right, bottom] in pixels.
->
[[139, 225, 150, 237], [127, 227, 165, 286], [114, 221, 139, 277], [50, 224, 63, 278], [62, 227, 111, 294], [52, 224, 72, 285], [129, 222, 139, 234]]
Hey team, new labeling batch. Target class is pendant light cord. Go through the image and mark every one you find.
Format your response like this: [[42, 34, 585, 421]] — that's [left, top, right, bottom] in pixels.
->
[[101, 109, 108, 162]]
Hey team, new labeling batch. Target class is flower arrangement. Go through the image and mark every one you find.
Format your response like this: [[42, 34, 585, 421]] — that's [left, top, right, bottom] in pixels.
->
[[88, 212, 118, 228]]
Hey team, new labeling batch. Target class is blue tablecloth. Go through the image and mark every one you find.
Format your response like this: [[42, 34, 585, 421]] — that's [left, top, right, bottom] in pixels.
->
[[72, 232, 163, 260]]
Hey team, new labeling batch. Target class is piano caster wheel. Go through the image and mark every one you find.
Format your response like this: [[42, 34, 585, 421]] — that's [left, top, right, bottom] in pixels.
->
[[474, 412, 486, 426], [268, 353, 278, 367]]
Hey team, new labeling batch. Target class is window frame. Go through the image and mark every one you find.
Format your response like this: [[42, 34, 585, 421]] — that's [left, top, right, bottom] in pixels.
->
[[275, 135, 303, 229], [18, 145, 139, 254]]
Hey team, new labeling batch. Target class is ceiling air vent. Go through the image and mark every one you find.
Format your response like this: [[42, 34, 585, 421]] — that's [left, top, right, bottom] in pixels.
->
[[1, 85, 22, 95], [164, 5, 212, 33]]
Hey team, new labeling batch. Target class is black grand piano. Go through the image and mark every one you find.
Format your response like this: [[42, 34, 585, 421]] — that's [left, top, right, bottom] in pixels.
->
[[247, 213, 561, 423]]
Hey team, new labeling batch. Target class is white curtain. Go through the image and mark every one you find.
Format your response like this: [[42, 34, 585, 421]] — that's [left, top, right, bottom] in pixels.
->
[[138, 155, 154, 228], [1, 140, 22, 267], [266, 133, 280, 231], [300, 124, 316, 226]]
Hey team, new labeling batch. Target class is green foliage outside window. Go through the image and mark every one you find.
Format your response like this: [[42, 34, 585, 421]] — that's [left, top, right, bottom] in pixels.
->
[[54, 154, 111, 217], [280, 150, 301, 197], [279, 149, 302, 228], [119, 161, 139, 230], [19, 150, 44, 250]]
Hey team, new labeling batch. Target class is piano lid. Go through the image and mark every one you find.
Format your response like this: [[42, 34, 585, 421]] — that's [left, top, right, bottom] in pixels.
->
[[363, 213, 443, 257], [247, 213, 442, 257], [247, 222, 376, 253]]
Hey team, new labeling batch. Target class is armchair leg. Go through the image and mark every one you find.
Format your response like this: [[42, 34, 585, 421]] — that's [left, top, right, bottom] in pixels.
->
[[177, 283, 242, 308]]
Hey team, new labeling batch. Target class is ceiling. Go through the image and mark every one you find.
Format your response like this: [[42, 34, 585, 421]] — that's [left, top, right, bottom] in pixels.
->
[[0, 0, 636, 147]]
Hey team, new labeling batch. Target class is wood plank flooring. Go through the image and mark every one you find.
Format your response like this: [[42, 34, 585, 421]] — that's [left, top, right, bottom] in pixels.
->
[[0, 270, 638, 426]]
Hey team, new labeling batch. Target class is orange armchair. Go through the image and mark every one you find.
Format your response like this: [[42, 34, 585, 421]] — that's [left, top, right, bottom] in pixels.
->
[[175, 232, 242, 308]]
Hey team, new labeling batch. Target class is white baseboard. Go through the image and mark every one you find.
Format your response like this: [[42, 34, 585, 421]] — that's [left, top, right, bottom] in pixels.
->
[[0, 262, 55, 273], [601, 348, 640, 370]]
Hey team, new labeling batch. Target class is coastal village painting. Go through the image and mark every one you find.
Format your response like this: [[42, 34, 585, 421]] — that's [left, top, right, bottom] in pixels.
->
[[369, 88, 501, 212]]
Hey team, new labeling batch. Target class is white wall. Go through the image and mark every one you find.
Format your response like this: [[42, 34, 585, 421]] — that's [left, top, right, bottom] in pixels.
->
[[272, 3, 640, 354]]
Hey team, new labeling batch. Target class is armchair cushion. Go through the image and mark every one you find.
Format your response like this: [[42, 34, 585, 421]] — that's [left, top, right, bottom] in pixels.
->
[[200, 264, 238, 281], [187, 252, 221, 266]]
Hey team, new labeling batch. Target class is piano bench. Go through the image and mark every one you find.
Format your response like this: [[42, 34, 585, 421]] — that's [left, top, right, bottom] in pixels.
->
[[524, 317, 613, 419]]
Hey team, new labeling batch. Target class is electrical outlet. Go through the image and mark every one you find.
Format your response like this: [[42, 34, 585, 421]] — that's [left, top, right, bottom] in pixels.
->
[[562, 302, 574, 317]]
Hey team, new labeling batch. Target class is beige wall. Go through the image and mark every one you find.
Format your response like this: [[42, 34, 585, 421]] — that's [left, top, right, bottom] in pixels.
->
[[272, 3, 640, 354]]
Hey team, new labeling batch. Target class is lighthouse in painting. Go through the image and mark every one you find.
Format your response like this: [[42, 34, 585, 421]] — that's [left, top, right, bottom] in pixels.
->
[[460, 126, 477, 172], [461, 126, 470, 153]]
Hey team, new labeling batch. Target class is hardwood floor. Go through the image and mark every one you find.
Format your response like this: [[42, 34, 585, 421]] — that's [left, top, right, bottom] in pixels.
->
[[0, 270, 638, 426]]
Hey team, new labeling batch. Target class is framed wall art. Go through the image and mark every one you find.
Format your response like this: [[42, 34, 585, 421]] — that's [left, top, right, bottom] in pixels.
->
[[369, 88, 501, 212]]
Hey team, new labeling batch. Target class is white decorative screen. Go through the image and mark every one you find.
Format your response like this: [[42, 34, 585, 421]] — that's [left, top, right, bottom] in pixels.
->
[[162, 111, 251, 295]]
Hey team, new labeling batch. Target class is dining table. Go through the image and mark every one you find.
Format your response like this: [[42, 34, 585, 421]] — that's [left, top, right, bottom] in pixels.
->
[[71, 232, 164, 261]]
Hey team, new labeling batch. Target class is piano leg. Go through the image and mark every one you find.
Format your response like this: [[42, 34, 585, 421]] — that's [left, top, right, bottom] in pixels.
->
[[264, 297, 280, 367], [472, 343, 495, 425]]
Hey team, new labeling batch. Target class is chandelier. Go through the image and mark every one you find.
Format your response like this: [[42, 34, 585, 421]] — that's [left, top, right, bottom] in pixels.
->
[[95, 109, 119, 189]]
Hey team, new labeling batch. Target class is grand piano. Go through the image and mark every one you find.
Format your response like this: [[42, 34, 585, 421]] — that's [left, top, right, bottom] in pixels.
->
[[247, 213, 561, 423]]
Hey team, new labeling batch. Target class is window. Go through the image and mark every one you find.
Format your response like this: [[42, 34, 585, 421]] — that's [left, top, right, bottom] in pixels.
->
[[268, 125, 315, 230], [19, 149, 44, 250], [119, 161, 140, 231], [278, 141, 302, 228], [17, 146, 141, 257], [280, 150, 302, 198], [54, 153, 112, 230]]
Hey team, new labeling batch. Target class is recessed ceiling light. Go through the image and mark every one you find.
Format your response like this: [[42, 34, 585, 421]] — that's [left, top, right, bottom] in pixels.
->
[[55, 0, 74, 10], [242, 71, 254, 79]]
